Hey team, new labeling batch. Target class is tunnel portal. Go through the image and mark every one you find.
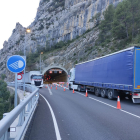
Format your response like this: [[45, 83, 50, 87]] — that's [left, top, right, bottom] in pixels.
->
[[42, 66, 68, 84]]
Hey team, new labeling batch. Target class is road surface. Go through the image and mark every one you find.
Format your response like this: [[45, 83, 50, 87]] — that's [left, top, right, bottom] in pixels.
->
[[24, 84, 140, 140]]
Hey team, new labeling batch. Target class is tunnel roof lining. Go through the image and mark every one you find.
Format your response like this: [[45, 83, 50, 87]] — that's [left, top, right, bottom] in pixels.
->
[[42, 66, 68, 75]]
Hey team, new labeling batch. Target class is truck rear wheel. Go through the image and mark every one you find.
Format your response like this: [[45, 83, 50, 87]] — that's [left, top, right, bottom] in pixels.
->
[[101, 89, 106, 98], [95, 88, 100, 97], [107, 89, 114, 100]]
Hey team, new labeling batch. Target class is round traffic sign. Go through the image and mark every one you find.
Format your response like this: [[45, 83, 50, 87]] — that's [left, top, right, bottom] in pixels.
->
[[17, 74, 23, 80], [7, 55, 26, 73]]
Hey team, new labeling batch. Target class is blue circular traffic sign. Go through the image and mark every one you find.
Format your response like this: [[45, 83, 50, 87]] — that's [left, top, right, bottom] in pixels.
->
[[7, 55, 26, 73]]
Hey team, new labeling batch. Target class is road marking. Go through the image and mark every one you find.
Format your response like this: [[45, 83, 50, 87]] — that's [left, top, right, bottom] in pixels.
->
[[48, 85, 53, 95], [88, 97, 140, 119], [56, 84, 84, 96], [75, 91, 85, 96], [88, 97, 116, 109], [54, 84, 140, 119], [44, 84, 53, 95], [120, 109, 140, 119], [40, 94, 61, 140]]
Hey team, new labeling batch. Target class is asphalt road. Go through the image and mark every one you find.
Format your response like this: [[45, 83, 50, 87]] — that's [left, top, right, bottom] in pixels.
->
[[24, 84, 140, 140]]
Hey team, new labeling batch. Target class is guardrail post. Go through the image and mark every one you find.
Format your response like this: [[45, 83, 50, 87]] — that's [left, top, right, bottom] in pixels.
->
[[27, 101, 31, 112], [31, 86, 33, 92], [0, 130, 9, 140], [31, 98, 33, 108], [37, 92, 39, 99], [18, 107, 25, 126], [35, 94, 37, 101], [33, 96, 35, 105]]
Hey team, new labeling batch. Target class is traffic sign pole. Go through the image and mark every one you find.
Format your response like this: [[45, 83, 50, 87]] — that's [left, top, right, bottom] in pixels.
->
[[15, 73, 17, 107], [7, 55, 26, 108], [23, 68, 25, 92], [23, 34, 27, 93]]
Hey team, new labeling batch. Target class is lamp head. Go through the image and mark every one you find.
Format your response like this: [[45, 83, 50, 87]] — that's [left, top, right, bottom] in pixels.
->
[[26, 28, 31, 33]]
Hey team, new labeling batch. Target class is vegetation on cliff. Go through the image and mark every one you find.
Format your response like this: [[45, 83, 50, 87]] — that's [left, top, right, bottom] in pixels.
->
[[0, 80, 14, 119], [97, 0, 140, 50]]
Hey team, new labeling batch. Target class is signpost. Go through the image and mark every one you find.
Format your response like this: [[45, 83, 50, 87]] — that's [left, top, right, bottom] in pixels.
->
[[7, 55, 26, 107]]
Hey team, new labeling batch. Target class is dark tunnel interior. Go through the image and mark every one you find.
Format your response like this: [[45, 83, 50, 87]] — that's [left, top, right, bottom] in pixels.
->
[[43, 68, 68, 84]]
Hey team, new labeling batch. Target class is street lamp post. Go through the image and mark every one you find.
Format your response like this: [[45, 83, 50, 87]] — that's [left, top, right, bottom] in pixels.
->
[[40, 52, 43, 73], [23, 28, 31, 92]]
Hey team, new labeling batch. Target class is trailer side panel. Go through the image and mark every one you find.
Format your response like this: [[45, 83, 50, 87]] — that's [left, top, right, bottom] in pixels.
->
[[75, 48, 134, 91]]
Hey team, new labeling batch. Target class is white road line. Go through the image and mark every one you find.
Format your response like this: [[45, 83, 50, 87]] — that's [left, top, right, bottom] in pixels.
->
[[89, 97, 140, 119], [48, 85, 53, 95], [54, 84, 140, 119], [40, 94, 61, 140], [88, 97, 116, 109], [75, 91, 85, 96], [120, 109, 140, 119]]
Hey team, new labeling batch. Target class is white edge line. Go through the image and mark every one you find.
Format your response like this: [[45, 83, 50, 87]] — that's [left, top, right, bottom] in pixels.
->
[[88, 97, 140, 119], [120, 109, 140, 119], [54, 84, 140, 119], [88, 97, 116, 109], [40, 94, 61, 140], [75, 91, 85, 96]]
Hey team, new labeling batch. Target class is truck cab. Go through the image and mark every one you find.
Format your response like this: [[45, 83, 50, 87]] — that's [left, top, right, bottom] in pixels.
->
[[22, 71, 44, 88], [69, 68, 75, 82], [69, 68, 78, 90], [31, 74, 43, 87]]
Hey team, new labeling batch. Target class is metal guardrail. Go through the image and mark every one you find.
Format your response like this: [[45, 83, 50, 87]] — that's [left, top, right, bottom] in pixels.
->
[[0, 83, 39, 140]]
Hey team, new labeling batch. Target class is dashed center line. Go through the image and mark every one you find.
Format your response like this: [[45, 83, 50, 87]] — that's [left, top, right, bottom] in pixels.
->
[[45, 85, 53, 95]]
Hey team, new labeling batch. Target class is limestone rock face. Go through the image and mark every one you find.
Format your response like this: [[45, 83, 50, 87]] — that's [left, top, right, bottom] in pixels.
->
[[40, 28, 100, 73], [0, 0, 123, 81], [28, 0, 123, 50], [3, 41, 8, 52]]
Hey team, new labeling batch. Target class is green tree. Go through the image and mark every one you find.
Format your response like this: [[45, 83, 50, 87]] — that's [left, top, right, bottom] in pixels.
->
[[1, 74, 6, 80], [4, 102, 10, 113], [0, 80, 10, 101], [112, 0, 131, 39], [128, 0, 140, 39], [0, 103, 4, 119], [53, 41, 66, 49], [97, 0, 140, 48], [112, 0, 140, 41], [98, 5, 115, 43], [9, 94, 14, 111], [0, 80, 14, 120]]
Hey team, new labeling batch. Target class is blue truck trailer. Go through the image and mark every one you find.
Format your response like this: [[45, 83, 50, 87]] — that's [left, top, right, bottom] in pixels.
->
[[69, 46, 140, 103]]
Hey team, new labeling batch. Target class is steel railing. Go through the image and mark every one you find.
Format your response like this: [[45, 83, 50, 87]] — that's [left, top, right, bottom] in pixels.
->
[[0, 83, 39, 140]]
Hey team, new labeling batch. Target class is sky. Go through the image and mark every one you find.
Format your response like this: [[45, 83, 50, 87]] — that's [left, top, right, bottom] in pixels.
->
[[0, 0, 40, 50]]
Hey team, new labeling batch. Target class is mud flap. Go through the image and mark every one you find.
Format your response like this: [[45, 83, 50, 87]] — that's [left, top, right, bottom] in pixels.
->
[[113, 90, 119, 98]]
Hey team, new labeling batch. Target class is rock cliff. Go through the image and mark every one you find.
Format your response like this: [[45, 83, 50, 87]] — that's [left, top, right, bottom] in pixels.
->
[[0, 0, 123, 81]]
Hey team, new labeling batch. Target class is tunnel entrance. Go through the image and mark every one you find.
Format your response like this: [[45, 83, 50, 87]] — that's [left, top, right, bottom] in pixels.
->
[[42, 66, 68, 84]]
